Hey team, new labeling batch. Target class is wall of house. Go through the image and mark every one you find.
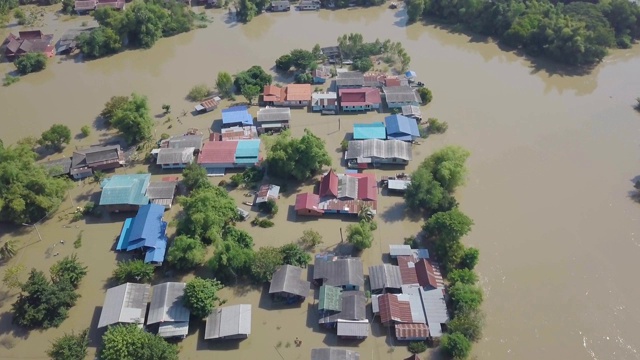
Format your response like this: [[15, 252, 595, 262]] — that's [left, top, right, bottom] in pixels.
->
[[104, 204, 140, 213], [387, 101, 420, 108], [161, 163, 188, 169]]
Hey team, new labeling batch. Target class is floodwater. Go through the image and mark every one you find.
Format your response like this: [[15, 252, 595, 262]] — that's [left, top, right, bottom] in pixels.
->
[[0, 4, 640, 360]]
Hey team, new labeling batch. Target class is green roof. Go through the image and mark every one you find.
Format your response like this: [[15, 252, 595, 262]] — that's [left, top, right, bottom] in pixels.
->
[[319, 285, 342, 312], [100, 174, 151, 206]]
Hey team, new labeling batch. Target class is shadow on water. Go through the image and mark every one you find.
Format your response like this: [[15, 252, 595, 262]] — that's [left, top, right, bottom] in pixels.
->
[[380, 201, 409, 223], [87, 307, 104, 349]]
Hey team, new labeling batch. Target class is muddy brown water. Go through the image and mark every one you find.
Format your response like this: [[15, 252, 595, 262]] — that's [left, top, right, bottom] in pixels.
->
[[0, 5, 640, 360]]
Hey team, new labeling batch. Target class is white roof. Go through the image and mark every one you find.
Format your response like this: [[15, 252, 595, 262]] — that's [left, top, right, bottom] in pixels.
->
[[312, 92, 337, 99], [204, 304, 252, 339], [146, 282, 189, 325], [389, 244, 413, 257], [98, 283, 150, 328]]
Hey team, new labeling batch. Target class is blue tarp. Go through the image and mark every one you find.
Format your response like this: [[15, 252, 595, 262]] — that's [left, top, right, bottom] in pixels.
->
[[385, 114, 420, 141], [116, 218, 133, 251], [405, 70, 417, 78]]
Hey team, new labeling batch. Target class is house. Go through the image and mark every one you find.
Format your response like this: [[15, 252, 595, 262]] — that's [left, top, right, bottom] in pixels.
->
[[415, 258, 444, 290], [318, 285, 343, 313], [262, 85, 284, 105], [198, 139, 260, 176], [156, 147, 195, 169], [385, 115, 420, 141], [353, 122, 386, 140], [270, 0, 291, 11], [368, 264, 403, 294], [42, 158, 72, 177], [255, 184, 280, 204], [256, 107, 291, 132], [146, 282, 190, 338], [96, 0, 126, 10], [345, 139, 412, 169], [70, 145, 125, 179], [339, 88, 382, 112], [74, 0, 97, 12], [313, 66, 331, 84], [401, 285, 448, 338], [204, 304, 252, 340], [195, 97, 220, 114], [335, 71, 364, 89], [299, 0, 320, 10], [4, 31, 55, 61], [320, 46, 341, 63], [376, 293, 414, 326], [311, 348, 360, 360], [221, 106, 254, 128], [145, 181, 178, 209], [295, 170, 378, 217], [313, 254, 364, 290], [99, 174, 151, 212], [384, 86, 421, 108], [311, 92, 338, 112], [372, 292, 429, 340], [318, 290, 368, 338], [97, 283, 151, 328], [402, 105, 422, 122], [163, 134, 204, 152], [211, 126, 259, 141], [389, 244, 413, 258], [273, 84, 311, 107], [56, 28, 94, 54], [116, 204, 168, 265], [268, 265, 310, 303]]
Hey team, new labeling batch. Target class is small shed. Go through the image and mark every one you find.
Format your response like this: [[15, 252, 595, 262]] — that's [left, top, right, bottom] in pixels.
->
[[255, 184, 280, 204], [387, 179, 410, 193], [146, 282, 190, 338], [389, 244, 413, 258], [336, 319, 369, 339], [269, 265, 310, 303], [146, 181, 178, 209], [237, 207, 250, 221], [401, 105, 422, 121], [195, 97, 220, 114], [98, 283, 151, 328], [204, 304, 252, 340]]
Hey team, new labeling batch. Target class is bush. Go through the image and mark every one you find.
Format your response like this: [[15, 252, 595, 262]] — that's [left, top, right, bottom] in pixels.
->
[[408, 341, 427, 354], [183, 277, 223, 318], [112, 260, 154, 284], [441, 332, 472, 359], [229, 173, 243, 187], [251, 218, 274, 228], [418, 87, 432, 105], [14, 53, 48, 75], [47, 329, 89, 360], [427, 118, 448, 134], [341, 140, 349, 152], [299, 229, 323, 248], [448, 309, 484, 342], [50, 253, 88, 289], [160, 133, 170, 140], [258, 199, 278, 215], [80, 125, 91, 137], [187, 84, 211, 101], [2, 74, 20, 87]]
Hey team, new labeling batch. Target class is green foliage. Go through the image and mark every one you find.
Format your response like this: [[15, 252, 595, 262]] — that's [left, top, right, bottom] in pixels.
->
[[188, 84, 211, 101], [181, 162, 211, 192], [422, 146, 470, 193], [2, 264, 25, 290], [100, 324, 179, 360], [0, 239, 18, 260], [341, 140, 349, 152], [237, 0, 258, 23], [275, 54, 293, 71], [109, 93, 154, 145], [289, 49, 316, 70], [346, 221, 374, 250], [251, 217, 274, 228], [112, 260, 154, 284], [441, 332, 472, 359], [74, 231, 83, 248], [47, 328, 89, 360], [234, 65, 272, 94], [407, 0, 426, 23], [3, 74, 20, 86], [216, 71, 234, 98], [294, 72, 313, 84], [223, 226, 254, 248], [100, 95, 129, 124], [14, 53, 46, 75], [423, 208, 474, 271], [167, 235, 206, 271], [50, 254, 88, 289], [241, 84, 261, 104], [427, 118, 448, 134], [251, 246, 283, 282], [162, 104, 171, 114], [449, 282, 483, 315], [448, 309, 485, 342], [266, 129, 331, 181], [177, 186, 238, 245], [408, 341, 427, 354], [241, 166, 265, 185], [337, 34, 411, 71], [93, 170, 106, 183], [77, 27, 121, 58], [12, 269, 79, 329], [0, 144, 72, 224], [183, 277, 223, 318], [299, 229, 323, 249], [229, 173, 243, 187], [38, 124, 71, 151], [61, 0, 74, 14], [258, 198, 278, 215], [279, 243, 311, 268], [448, 268, 478, 285], [404, 167, 457, 213], [208, 240, 254, 282], [460, 247, 479, 270], [418, 87, 433, 105], [352, 57, 373, 72], [80, 125, 91, 137]]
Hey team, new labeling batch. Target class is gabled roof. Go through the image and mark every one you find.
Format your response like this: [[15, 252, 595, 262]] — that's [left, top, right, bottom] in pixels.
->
[[395, 323, 429, 340], [339, 88, 381, 106], [390, 244, 413, 257], [156, 147, 194, 165], [383, 86, 420, 104], [126, 204, 167, 252], [355, 174, 377, 201], [337, 319, 369, 338], [285, 84, 312, 101], [147, 282, 190, 325], [378, 293, 413, 324], [415, 259, 439, 289], [98, 283, 151, 328], [72, 145, 122, 169], [167, 135, 203, 150], [336, 71, 365, 87], [204, 304, 252, 339], [42, 158, 72, 176], [319, 285, 343, 312], [222, 106, 253, 126], [263, 85, 284, 102], [295, 193, 322, 212], [256, 184, 280, 204], [269, 265, 310, 298], [99, 174, 151, 206], [198, 141, 237, 164], [368, 264, 402, 291], [319, 169, 339, 197], [311, 348, 360, 360], [319, 291, 366, 323], [234, 139, 260, 164], [145, 181, 177, 201], [256, 107, 291, 123], [353, 122, 386, 140], [313, 255, 364, 289], [402, 105, 422, 118], [397, 255, 419, 285], [345, 139, 412, 162], [385, 114, 420, 141]]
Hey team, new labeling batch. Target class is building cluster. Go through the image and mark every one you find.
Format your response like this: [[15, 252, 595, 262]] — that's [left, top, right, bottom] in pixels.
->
[[3, 30, 55, 61]]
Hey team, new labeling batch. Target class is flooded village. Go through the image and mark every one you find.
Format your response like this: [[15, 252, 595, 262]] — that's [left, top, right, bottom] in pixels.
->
[[1, 2, 640, 360]]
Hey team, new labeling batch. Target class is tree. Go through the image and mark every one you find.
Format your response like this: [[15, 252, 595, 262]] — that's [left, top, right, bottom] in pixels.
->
[[112, 260, 154, 284], [251, 246, 284, 282], [187, 84, 211, 101], [80, 125, 91, 137], [0, 239, 18, 260], [241, 84, 261, 105], [423, 208, 474, 242], [289, 49, 316, 70], [275, 54, 293, 71], [406, 0, 426, 23], [299, 229, 323, 249], [441, 332, 472, 359], [208, 241, 255, 283], [449, 282, 483, 315], [223, 226, 254, 248], [50, 253, 88, 289], [183, 277, 223, 318], [294, 72, 313, 84], [162, 104, 171, 114], [408, 341, 427, 353], [448, 309, 484, 342], [61, 0, 75, 14], [258, 198, 278, 215], [100, 324, 179, 360], [279, 243, 311, 268], [234, 65, 272, 94], [237, 0, 257, 23], [422, 145, 470, 192], [418, 87, 433, 105], [266, 129, 331, 181], [404, 166, 456, 213], [14, 53, 47, 75], [109, 93, 154, 145], [2, 264, 25, 290], [167, 235, 206, 271], [216, 71, 234, 98], [352, 57, 373, 72], [358, 204, 374, 223], [448, 268, 478, 285], [38, 124, 71, 151], [181, 162, 212, 192], [460, 247, 479, 270], [177, 186, 238, 245], [77, 27, 121, 58], [346, 221, 374, 250], [47, 328, 89, 360], [100, 95, 129, 124], [312, 43, 322, 59]]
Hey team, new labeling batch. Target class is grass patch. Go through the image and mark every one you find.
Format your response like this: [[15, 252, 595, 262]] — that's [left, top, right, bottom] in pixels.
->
[[3, 75, 19, 87], [74, 231, 83, 249]]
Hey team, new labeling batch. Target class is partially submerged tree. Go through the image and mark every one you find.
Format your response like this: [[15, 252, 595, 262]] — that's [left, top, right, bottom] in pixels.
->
[[181, 162, 212, 192], [112, 260, 154, 284], [299, 229, 323, 249], [108, 93, 154, 145], [251, 246, 283, 283], [47, 328, 89, 360], [183, 277, 223, 318], [38, 124, 71, 151], [177, 186, 238, 245], [216, 71, 234, 98], [187, 84, 211, 102], [2, 264, 26, 290], [440, 332, 472, 359], [266, 129, 331, 181], [14, 53, 47, 75], [167, 235, 206, 271], [346, 221, 375, 250], [50, 253, 88, 289], [100, 324, 179, 360], [279, 243, 311, 268]]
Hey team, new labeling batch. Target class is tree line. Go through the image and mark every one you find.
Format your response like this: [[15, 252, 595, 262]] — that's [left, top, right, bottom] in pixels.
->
[[406, 0, 640, 66]]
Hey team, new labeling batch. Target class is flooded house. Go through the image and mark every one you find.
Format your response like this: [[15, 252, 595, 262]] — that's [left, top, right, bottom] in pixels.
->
[[194, 97, 220, 114], [313, 254, 364, 290], [335, 71, 365, 89], [383, 86, 421, 108], [313, 66, 331, 84], [263, 84, 312, 107], [205, 304, 252, 340], [299, 0, 320, 10], [97, 283, 151, 329], [269, 0, 291, 11], [320, 46, 341, 63], [385, 114, 420, 142], [311, 92, 338, 113], [197, 139, 261, 176], [70, 145, 125, 180], [268, 265, 310, 303], [256, 107, 291, 132], [116, 204, 168, 266], [99, 173, 151, 212], [401, 105, 422, 122], [353, 122, 386, 140], [344, 139, 412, 168], [42, 157, 72, 177], [155, 147, 195, 169], [311, 348, 360, 360], [255, 184, 280, 205], [145, 180, 178, 209], [338, 88, 382, 112], [210, 126, 259, 141], [317, 288, 368, 339], [368, 263, 403, 294], [162, 134, 204, 152], [146, 282, 190, 339], [56, 28, 95, 54], [221, 106, 254, 129], [3, 30, 55, 61], [74, 0, 125, 13]]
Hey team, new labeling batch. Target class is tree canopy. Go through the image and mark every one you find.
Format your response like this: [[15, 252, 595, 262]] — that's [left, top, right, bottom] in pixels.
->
[[250, 246, 283, 282], [346, 221, 375, 250], [177, 186, 238, 245], [50, 253, 88, 289], [447, 308, 485, 342], [14, 53, 47, 75], [216, 71, 234, 98], [449, 282, 484, 315], [208, 239, 255, 282], [337, 33, 411, 71], [279, 243, 311, 268], [183, 277, 223, 318], [0, 143, 72, 224], [112, 260, 155, 284], [47, 328, 89, 360], [77, 26, 121, 58], [234, 65, 272, 94], [265, 129, 331, 181], [108, 93, 154, 145], [441, 332, 473, 359], [167, 235, 206, 271], [99, 324, 179, 360], [38, 124, 71, 151], [423, 208, 474, 271], [181, 162, 212, 192]]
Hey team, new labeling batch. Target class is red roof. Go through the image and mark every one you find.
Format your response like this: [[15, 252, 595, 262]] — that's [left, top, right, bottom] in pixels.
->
[[285, 84, 312, 102], [295, 193, 321, 211], [395, 323, 429, 339], [161, 176, 180, 182], [397, 256, 419, 285], [415, 259, 438, 289], [319, 170, 338, 197], [339, 88, 382, 106], [385, 78, 401, 87], [198, 141, 237, 164], [378, 294, 413, 324], [355, 174, 377, 201], [263, 85, 284, 102]]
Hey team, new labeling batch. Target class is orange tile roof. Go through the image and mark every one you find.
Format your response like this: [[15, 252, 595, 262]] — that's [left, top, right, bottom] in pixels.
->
[[286, 84, 312, 102], [263, 85, 284, 102]]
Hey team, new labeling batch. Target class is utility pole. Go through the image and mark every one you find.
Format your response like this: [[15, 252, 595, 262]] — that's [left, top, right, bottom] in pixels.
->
[[22, 223, 42, 242]]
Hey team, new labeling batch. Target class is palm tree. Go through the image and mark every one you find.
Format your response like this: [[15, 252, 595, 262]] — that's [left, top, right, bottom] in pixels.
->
[[358, 205, 374, 223], [0, 240, 18, 260]]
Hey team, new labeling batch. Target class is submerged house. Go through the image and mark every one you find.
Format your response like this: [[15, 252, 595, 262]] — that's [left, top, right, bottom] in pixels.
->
[[321, 46, 341, 62], [205, 304, 252, 340], [270, 0, 291, 11], [383, 86, 420, 108], [311, 348, 360, 360], [3, 30, 55, 61], [339, 88, 382, 112], [311, 92, 338, 112], [353, 122, 386, 140], [264, 84, 311, 107], [385, 115, 420, 142], [97, 283, 151, 328], [256, 107, 291, 132], [117, 204, 168, 265], [344, 139, 412, 169], [335, 71, 364, 89], [299, 0, 320, 10], [313, 254, 364, 290], [198, 139, 261, 176], [221, 106, 254, 128], [56, 27, 94, 54], [155, 147, 195, 169], [146, 282, 190, 339], [99, 173, 151, 212], [318, 289, 368, 339], [145, 180, 178, 209], [255, 184, 280, 205], [70, 145, 125, 179], [268, 265, 310, 303]]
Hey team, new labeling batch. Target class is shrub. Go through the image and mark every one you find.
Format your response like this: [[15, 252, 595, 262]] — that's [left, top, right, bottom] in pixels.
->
[[251, 218, 274, 228], [341, 140, 349, 152], [183, 277, 223, 318], [427, 118, 448, 134], [187, 84, 211, 102], [14, 53, 47, 75], [112, 260, 154, 284], [408, 341, 427, 353], [80, 125, 91, 137], [258, 199, 278, 215], [299, 229, 323, 248], [229, 173, 243, 187], [418, 87, 433, 105], [3, 74, 20, 87], [47, 329, 89, 360]]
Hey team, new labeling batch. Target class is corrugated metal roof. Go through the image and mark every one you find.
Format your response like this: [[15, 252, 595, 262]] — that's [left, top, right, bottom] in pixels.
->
[[158, 321, 189, 338], [235, 139, 260, 159], [98, 283, 151, 328], [397, 256, 419, 285], [167, 135, 203, 150], [311, 348, 360, 360], [318, 285, 342, 312], [390, 244, 413, 257], [377, 293, 413, 324], [126, 204, 166, 251], [256, 107, 291, 123], [353, 122, 386, 140], [415, 259, 439, 289], [147, 282, 190, 325], [336, 320, 369, 337], [198, 141, 237, 165], [313, 256, 364, 289], [156, 147, 194, 165], [42, 157, 72, 176], [145, 181, 177, 201], [345, 139, 412, 162], [72, 145, 121, 169], [395, 323, 429, 340], [385, 114, 420, 141], [319, 291, 366, 324], [368, 264, 402, 291], [420, 288, 448, 337], [204, 304, 252, 339], [255, 184, 280, 204], [222, 106, 253, 126], [269, 265, 310, 298], [402, 105, 422, 118], [383, 86, 420, 104], [99, 174, 151, 206], [337, 176, 358, 199], [286, 84, 312, 101]]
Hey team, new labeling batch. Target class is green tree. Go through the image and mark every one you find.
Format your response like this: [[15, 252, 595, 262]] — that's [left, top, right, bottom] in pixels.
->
[[0, 239, 18, 260], [60, 0, 75, 14], [241, 84, 261, 105], [216, 71, 234, 98], [448, 309, 484, 342], [352, 57, 373, 72], [177, 186, 238, 245], [289, 49, 316, 70], [100, 324, 179, 360], [234, 65, 272, 94], [299, 229, 323, 248], [112, 260, 154, 284], [404, 168, 456, 213], [417, 87, 433, 105], [441, 332, 472, 359], [167, 235, 206, 271], [449, 282, 483, 315], [237, 0, 258, 23], [187, 84, 211, 101], [181, 162, 212, 192], [80, 125, 91, 137], [357, 204, 374, 223], [266, 129, 331, 181], [406, 0, 426, 23], [408, 341, 427, 353], [312, 43, 322, 59], [279, 243, 311, 268], [460, 247, 479, 270], [258, 198, 278, 215], [14, 53, 47, 75], [346, 221, 374, 250], [208, 241, 255, 282], [50, 253, 88, 289], [422, 145, 470, 193], [423, 208, 474, 241], [77, 27, 122, 58], [110, 93, 154, 145], [183, 277, 223, 318], [100, 95, 129, 125], [47, 328, 89, 360], [38, 124, 71, 151], [2, 264, 25, 290], [275, 54, 293, 71], [448, 268, 478, 285], [251, 246, 283, 282], [223, 226, 254, 248], [294, 72, 313, 84]]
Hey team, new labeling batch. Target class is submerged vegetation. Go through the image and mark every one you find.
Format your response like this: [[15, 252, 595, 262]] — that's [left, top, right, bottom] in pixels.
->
[[338, 33, 411, 72]]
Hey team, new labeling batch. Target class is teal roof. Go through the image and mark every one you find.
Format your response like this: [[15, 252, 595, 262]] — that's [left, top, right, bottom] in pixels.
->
[[319, 285, 343, 312], [353, 122, 386, 140], [235, 139, 260, 164], [99, 174, 151, 206]]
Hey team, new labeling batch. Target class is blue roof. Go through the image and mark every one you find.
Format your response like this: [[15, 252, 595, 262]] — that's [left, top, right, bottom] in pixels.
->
[[144, 241, 167, 264], [99, 174, 151, 206], [222, 106, 253, 126], [116, 218, 133, 251], [353, 122, 386, 140], [126, 204, 167, 252], [406, 70, 417, 78], [235, 139, 260, 163], [385, 114, 420, 141]]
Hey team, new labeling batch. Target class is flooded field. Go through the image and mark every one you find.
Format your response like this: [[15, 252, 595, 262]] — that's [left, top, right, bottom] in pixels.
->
[[1, 4, 640, 360]]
